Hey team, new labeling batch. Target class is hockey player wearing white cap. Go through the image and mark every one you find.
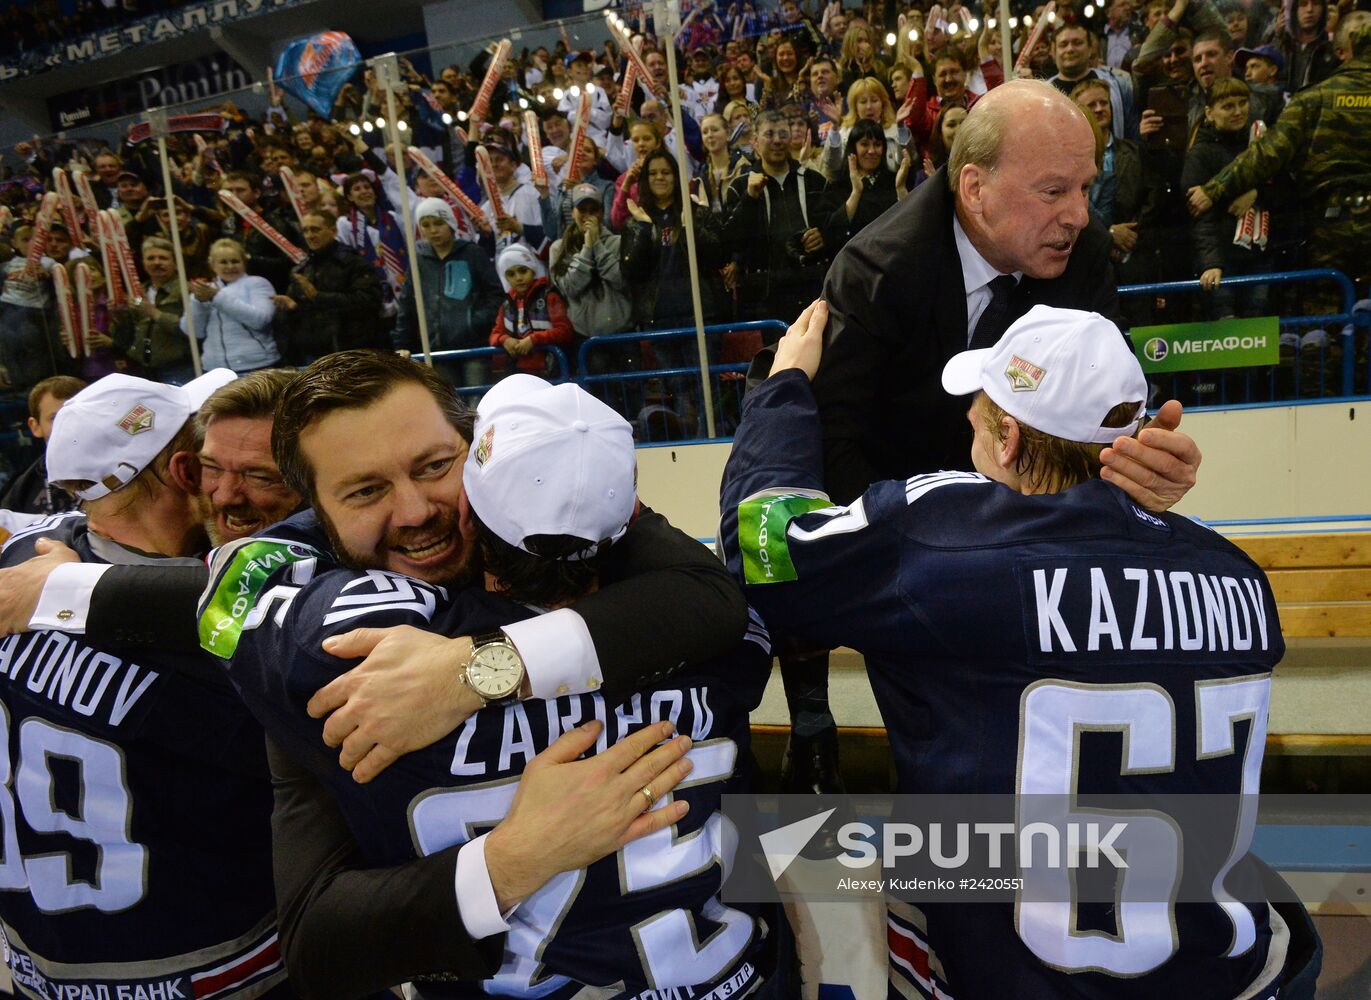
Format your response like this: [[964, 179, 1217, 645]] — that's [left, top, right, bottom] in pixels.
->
[[0, 367, 300, 998], [720, 300, 1319, 1000]]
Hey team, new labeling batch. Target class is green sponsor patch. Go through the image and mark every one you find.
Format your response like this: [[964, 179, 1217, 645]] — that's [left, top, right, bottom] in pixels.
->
[[199, 539, 317, 658], [1132, 316, 1279, 374], [738, 492, 833, 585]]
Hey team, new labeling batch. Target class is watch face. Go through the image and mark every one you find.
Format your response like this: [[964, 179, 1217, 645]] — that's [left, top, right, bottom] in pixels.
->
[[469, 643, 523, 699]]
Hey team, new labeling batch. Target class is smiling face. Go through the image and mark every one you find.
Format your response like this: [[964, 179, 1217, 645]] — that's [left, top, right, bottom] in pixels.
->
[[347, 178, 376, 210], [941, 105, 968, 147], [210, 245, 246, 283], [94, 155, 122, 185], [1053, 26, 1092, 78], [645, 156, 676, 203], [304, 382, 472, 583], [1225, 8, 1248, 42], [854, 134, 885, 172], [200, 415, 302, 543], [117, 176, 149, 205], [544, 114, 570, 148], [1161, 37, 1194, 80], [775, 42, 798, 74], [1207, 92, 1250, 131], [958, 96, 1097, 279], [935, 58, 967, 100]]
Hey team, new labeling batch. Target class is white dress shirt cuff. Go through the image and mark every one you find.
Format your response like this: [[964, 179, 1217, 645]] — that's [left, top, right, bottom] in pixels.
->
[[29, 563, 111, 633], [501, 608, 602, 699], [455, 834, 513, 940]]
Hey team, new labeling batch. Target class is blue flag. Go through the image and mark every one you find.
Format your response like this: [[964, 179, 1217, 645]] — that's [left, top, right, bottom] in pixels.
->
[[274, 31, 361, 117]]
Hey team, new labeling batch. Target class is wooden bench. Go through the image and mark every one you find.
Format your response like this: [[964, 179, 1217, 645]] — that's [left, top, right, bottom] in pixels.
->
[[1230, 531, 1371, 756]]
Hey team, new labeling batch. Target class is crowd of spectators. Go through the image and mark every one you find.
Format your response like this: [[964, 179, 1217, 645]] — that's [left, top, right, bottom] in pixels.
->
[[0, 0, 184, 59], [0, 0, 1367, 444]]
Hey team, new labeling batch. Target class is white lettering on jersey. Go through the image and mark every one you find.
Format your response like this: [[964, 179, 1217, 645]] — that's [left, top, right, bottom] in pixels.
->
[[1033, 569, 1076, 653], [1033, 567, 1271, 654], [321, 571, 445, 627], [1087, 568, 1123, 652], [0, 633, 158, 729]]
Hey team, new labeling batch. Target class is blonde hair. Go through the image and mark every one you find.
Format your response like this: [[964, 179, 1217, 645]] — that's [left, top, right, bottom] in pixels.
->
[[208, 237, 248, 262], [978, 394, 1145, 492], [55, 420, 199, 512], [841, 77, 895, 129], [839, 23, 875, 70]]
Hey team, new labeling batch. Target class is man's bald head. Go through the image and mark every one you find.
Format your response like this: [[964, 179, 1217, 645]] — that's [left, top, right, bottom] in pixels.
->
[[950, 80, 1097, 279], [947, 80, 1093, 194]]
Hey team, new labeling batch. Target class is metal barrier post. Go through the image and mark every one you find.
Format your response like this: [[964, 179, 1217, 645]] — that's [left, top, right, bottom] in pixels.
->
[[146, 107, 203, 378], [658, 0, 718, 439], [372, 52, 433, 367]]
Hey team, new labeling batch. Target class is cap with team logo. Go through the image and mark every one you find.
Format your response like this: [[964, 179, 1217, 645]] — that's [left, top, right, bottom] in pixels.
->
[[940, 304, 1147, 444], [464, 374, 636, 559], [47, 368, 238, 501]]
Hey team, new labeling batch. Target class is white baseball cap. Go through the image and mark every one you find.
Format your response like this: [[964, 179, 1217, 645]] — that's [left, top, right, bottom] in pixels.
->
[[940, 305, 1147, 445], [464, 374, 636, 557], [47, 368, 238, 501]]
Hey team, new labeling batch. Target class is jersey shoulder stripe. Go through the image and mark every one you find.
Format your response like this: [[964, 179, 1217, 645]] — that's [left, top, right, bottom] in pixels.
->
[[1, 510, 85, 552], [904, 471, 991, 505], [321, 570, 447, 627]]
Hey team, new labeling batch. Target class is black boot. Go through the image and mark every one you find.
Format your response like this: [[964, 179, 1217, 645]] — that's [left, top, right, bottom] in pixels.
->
[[779, 725, 846, 796]]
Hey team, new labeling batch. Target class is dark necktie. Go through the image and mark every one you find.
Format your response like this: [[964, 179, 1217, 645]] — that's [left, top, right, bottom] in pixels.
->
[[969, 274, 1018, 351]]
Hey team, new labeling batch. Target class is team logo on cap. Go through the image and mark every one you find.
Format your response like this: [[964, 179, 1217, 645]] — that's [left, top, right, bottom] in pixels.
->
[[475, 426, 494, 467], [117, 404, 155, 435], [1004, 355, 1046, 392]]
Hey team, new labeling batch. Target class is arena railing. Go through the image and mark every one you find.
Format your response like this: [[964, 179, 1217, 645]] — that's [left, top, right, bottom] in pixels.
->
[[576, 321, 784, 443], [426, 345, 572, 401], [1118, 268, 1369, 406]]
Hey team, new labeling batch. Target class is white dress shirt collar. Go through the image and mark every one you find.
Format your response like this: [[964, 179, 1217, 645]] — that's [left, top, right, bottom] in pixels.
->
[[952, 213, 1020, 296]]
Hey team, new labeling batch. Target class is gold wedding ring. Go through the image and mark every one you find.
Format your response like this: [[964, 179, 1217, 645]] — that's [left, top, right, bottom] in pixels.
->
[[640, 784, 655, 805]]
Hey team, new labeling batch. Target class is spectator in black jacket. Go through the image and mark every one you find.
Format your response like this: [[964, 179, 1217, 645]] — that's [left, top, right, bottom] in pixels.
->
[[722, 108, 830, 341], [272, 211, 386, 365], [220, 172, 304, 293], [818, 118, 911, 255], [0, 375, 84, 516], [1182, 77, 1271, 318]]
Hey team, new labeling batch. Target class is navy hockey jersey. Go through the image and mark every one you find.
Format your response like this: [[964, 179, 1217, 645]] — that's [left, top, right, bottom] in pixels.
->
[[719, 372, 1288, 1000], [0, 513, 287, 999], [198, 513, 774, 998]]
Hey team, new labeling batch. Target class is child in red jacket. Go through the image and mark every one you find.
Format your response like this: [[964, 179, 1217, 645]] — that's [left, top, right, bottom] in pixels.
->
[[490, 244, 574, 375]]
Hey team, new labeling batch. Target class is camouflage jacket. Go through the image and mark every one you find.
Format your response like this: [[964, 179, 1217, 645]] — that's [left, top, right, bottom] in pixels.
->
[[1203, 37, 1371, 208]]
